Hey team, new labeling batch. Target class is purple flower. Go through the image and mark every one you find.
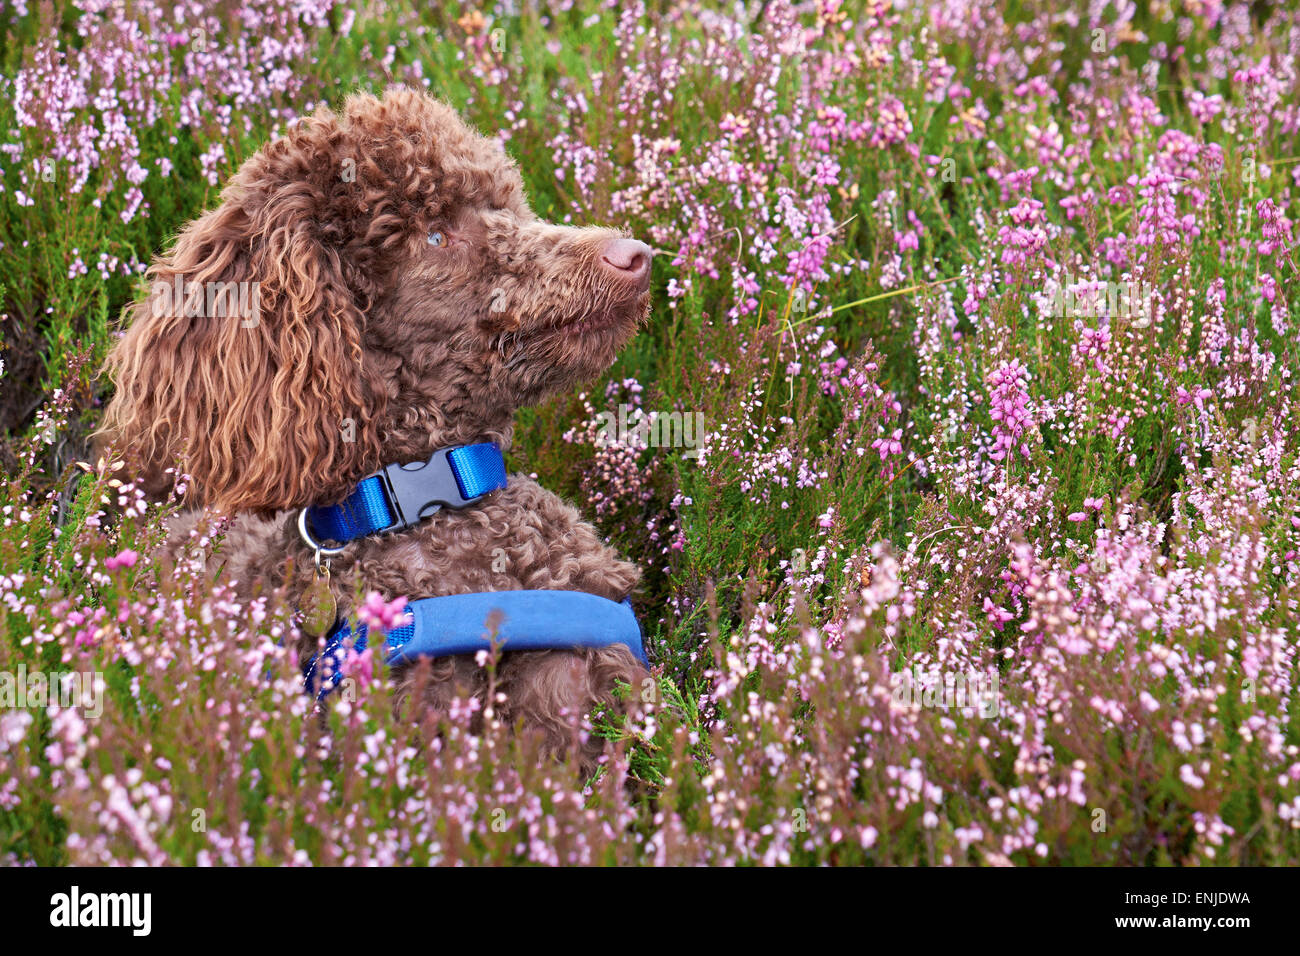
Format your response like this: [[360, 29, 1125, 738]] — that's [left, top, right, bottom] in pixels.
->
[[358, 592, 413, 634], [105, 549, 138, 571], [986, 360, 1033, 461], [872, 428, 903, 461]]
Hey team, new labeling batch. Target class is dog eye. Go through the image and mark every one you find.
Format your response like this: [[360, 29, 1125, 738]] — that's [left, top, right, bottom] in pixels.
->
[[427, 230, 446, 248]]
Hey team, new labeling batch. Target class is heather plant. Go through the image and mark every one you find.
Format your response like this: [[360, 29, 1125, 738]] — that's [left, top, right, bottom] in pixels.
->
[[2, 0, 1300, 865]]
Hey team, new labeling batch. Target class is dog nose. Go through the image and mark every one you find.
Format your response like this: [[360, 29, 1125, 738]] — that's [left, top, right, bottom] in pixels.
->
[[600, 238, 653, 289]]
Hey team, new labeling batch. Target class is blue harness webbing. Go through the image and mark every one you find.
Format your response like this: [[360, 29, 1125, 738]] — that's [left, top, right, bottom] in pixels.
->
[[297, 443, 646, 697], [303, 442, 508, 546], [303, 590, 647, 696]]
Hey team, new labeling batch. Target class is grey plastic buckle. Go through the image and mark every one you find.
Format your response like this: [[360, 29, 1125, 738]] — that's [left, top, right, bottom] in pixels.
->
[[375, 447, 475, 532]]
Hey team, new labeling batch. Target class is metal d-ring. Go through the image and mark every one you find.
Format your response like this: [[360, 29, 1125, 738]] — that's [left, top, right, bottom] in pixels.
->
[[297, 508, 347, 558]]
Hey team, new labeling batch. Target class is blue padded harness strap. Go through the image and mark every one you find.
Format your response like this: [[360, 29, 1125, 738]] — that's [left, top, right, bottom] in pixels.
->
[[303, 591, 646, 697], [304, 442, 507, 547]]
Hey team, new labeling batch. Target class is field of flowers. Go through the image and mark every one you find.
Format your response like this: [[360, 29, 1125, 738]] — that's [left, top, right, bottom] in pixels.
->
[[1, 0, 1299, 866]]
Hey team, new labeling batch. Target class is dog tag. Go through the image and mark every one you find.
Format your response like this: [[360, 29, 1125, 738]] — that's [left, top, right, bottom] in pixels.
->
[[301, 566, 338, 638]]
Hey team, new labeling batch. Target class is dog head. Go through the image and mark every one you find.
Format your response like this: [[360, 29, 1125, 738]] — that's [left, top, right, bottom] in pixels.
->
[[99, 87, 651, 513]]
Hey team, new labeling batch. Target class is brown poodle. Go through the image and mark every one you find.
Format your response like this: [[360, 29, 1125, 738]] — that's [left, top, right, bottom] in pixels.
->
[[97, 87, 653, 767]]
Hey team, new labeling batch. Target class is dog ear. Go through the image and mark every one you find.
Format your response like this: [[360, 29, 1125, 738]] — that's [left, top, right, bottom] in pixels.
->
[[98, 126, 384, 514]]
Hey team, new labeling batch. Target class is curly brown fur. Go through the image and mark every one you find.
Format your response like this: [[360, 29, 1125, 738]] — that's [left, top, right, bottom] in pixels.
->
[[97, 88, 653, 770]]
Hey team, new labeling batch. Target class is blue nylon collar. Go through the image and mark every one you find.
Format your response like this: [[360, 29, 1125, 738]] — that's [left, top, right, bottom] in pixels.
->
[[301, 442, 507, 548], [303, 590, 647, 697]]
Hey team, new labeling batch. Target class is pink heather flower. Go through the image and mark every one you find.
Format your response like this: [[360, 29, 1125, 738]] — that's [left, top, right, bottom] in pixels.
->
[[1106, 411, 1131, 439], [1, 711, 33, 750], [341, 647, 375, 688], [983, 597, 1014, 630], [1187, 91, 1224, 124], [996, 221, 1048, 266], [1257, 199, 1293, 257], [1180, 764, 1206, 790], [71, 609, 106, 649], [986, 360, 1033, 461], [449, 695, 482, 722], [1232, 62, 1269, 86], [1028, 121, 1063, 166], [993, 165, 1039, 200], [718, 112, 751, 139], [1067, 512, 1087, 522], [1060, 190, 1095, 221], [1008, 198, 1045, 225], [1057, 630, 1090, 655], [870, 97, 912, 148], [358, 592, 413, 633], [105, 549, 138, 571], [1176, 386, 1214, 411], [872, 428, 903, 461], [1260, 274, 1277, 303], [1107, 185, 1131, 206], [1074, 324, 1111, 374]]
